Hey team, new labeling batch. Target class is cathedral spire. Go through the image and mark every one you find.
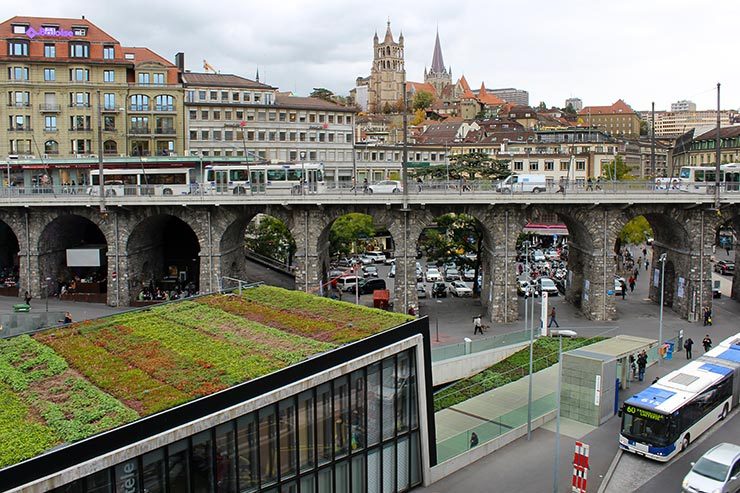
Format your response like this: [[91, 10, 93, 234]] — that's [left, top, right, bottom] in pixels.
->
[[384, 20, 394, 43], [430, 28, 446, 75]]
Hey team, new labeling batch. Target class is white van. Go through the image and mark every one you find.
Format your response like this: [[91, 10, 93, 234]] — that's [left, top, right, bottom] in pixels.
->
[[496, 174, 547, 193]]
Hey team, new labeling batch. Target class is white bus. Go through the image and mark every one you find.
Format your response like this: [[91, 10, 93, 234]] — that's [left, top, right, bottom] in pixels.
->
[[89, 168, 193, 196], [657, 164, 740, 192], [203, 162, 326, 194], [619, 333, 740, 461]]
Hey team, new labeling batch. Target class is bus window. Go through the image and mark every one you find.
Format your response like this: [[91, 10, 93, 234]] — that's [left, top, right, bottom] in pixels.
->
[[267, 169, 286, 181], [695, 170, 704, 182], [205, 170, 214, 182], [706, 171, 715, 182], [316, 170, 323, 182], [287, 169, 302, 181], [230, 169, 249, 182], [147, 174, 186, 185]]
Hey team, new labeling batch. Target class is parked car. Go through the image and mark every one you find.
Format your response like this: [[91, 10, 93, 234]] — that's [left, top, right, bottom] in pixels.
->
[[536, 277, 559, 296], [681, 442, 740, 493], [532, 250, 546, 262], [337, 276, 361, 291], [389, 264, 396, 278], [358, 254, 374, 265], [449, 281, 473, 297], [426, 268, 442, 282], [328, 269, 345, 280], [545, 249, 560, 260], [384, 257, 396, 265], [713, 279, 722, 299], [346, 278, 387, 295], [416, 267, 424, 282], [366, 180, 402, 194], [362, 265, 379, 278], [364, 251, 386, 263], [462, 268, 476, 281], [431, 281, 448, 298], [445, 268, 462, 282], [715, 260, 735, 275], [416, 283, 427, 299], [517, 279, 533, 297]]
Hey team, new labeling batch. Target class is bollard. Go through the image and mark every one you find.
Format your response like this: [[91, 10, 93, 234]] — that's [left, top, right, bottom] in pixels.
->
[[464, 337, 472, 355]]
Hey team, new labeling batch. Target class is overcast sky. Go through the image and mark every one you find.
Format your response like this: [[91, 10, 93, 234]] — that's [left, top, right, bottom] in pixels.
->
[[7, 0, 738, 112]]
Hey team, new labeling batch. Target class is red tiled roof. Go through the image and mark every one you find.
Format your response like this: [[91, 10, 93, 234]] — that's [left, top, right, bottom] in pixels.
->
[[183, 72, 275, 90], [477, 83, 505, 106], [579, 99, 635, 115], [122, 47, 175, 67], [0, 16, 118, 43], [406, 81, 437, 97]]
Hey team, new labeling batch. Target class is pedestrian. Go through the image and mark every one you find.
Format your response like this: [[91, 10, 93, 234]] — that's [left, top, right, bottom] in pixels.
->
[[725, 246, 731, 256], [637, 256, 643, 269], [470, 431, 479, 448], [684, 337, 693, 359], [548, 306, 559, 328], [628, 276, 635, 292], [643, 247, 647, 257], [63, 312, 73, 324], [702, 334, 712, 352], [629, 354, 637, 380], [620, 280, 627, 300], [637, 351, 647, 382], [702, 307, 710, 326], [23, 290, 31, 305], [362, 178, 368, 193], [645, 258, 649, 271], [473, 315, 483, 335], [586, 177, 593, 191], [416, 177, 423, 192], [706, 307, 713, 326]]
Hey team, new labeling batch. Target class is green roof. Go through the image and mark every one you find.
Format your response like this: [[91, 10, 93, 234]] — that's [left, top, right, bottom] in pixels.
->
[[0, 286, 411, 469]]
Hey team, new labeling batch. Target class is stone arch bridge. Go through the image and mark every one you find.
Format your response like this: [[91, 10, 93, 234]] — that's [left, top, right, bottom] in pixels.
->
[[1, 191, 738, 323]]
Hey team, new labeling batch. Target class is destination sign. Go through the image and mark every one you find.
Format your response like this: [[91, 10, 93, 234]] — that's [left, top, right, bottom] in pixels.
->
[[625, 405, 665, 421]]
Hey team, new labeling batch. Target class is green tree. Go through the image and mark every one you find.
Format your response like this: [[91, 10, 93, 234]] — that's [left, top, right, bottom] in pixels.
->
[[411, 152, 511, 181], [601, 155, 634, 180], [640, 120, 649, 136], [563, 103, 576, 115], [244, 215, 296, 266], [329, 213, 375, 256], [310, 88, 335, 101], [619, 215, 653, 245], [537, 101, 547, 110], [412, 91, 434, 111]]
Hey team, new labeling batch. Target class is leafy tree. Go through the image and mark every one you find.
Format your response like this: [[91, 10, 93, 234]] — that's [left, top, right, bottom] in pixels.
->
[[412, 91, 434, 111], [329, 213, 375, 256], [310, 88, 334, 101], [411, 108, 426, 126], [640, 120, 649, 136], [244, 215, 296, 266], [601, 155, 634, 180], [410, 152, 511, 181], [619, 215, 653, 245], [382, 102, 393, 114], [563, 103, 576, 115], [537, 101, 547, 110]]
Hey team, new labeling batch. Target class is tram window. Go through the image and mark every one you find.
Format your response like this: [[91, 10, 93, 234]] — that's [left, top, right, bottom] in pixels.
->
[[230, 170, 249, 181], [695, 170, 704, 182], [267, 169, 286, 181], [287, 170, 302, 181]]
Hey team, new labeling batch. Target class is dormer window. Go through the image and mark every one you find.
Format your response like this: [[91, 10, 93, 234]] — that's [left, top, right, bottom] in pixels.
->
[[72, 26, 87, 36], [12, 24, 27, 34], [124, 53, 135, 60]]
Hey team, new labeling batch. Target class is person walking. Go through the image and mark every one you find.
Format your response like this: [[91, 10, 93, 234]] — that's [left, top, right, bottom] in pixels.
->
[[645, 258, 650, 272], [23, 290, 31, 305], [637, 351, 647, 382], [706, 307, 713, 326], [684, 337, 694, 359], [548, 306, 559, 328], [629, 354, 637, 380], [470, 431, 479, 448], [620, 279, 627, 300], [703, 307, 710, 326], [473, 315, 483, 335], [628, 276, 636, 292], [702, 334, 712, 353], [637, 256, 643, 269]]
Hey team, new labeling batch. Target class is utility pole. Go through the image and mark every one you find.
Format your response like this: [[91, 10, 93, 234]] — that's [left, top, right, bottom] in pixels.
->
[[650, 101, 656, 179], [402, 68, 409, 206], [715, 82, 721, 210], [96, 91, 106, 213]]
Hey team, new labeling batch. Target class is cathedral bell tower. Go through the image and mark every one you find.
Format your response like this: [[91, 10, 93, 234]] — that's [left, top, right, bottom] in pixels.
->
[[368, 21, 405, 114]]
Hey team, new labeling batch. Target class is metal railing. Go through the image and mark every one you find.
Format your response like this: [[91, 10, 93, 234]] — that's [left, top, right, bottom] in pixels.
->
[[0, 311, 67, 339], [431, 328, 531, 362]]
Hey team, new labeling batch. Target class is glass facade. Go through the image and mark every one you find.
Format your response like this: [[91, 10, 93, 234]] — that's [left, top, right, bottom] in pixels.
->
[[50, 348, 422, 493]]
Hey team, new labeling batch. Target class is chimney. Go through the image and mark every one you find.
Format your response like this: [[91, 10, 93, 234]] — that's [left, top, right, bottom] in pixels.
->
[[82, 15, 85, 19], [175, 52, 185, 73]]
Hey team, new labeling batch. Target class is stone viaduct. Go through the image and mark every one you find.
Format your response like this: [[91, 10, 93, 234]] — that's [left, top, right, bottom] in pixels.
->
[[0, 191, 738, 323]]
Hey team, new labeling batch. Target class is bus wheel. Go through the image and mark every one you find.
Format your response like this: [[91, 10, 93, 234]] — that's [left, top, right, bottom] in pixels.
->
[[681, 435, 690, 451], [163, 188, 173, 195], [392, 188, 400, 194]]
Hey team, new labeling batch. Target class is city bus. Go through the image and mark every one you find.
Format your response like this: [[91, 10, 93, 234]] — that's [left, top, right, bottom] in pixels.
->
[[657, 163, 740, 192], [89, 168, 193, 196], [203, 162, 326, 194], [619, 332, 740, 461]]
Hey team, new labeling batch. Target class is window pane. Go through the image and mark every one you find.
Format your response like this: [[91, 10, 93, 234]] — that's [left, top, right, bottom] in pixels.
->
[[351, 370, 366, 452], [367, 449, 380, 493], [279, 398, 297, 480], [317, 468, 332, 493], [382, 443, 395, 493], [367, 364, 381, 446], [300, 474, 315, 493], [259, 405, 278, 486], [215, 422, 237, 493], [114, 459, 139, 493], [396, 436, 409, 490], [86, 470, 112, 493], [317, 383, 332, 466], [192, 430, 215, 493], [351, 454, 366, 493], [298, 390, 315, 472], [410, 432, 421, 486], [396, 352, 410, 434], [280, 480, 297, 493], [237, 413, 259, 492], [409, 350, 419, 430], [334, 376, 350, 458], [335, 460, 350, 493], [142, 448, 166, 493], [382, 358, 395, 441], [168, 439, 190, 492]]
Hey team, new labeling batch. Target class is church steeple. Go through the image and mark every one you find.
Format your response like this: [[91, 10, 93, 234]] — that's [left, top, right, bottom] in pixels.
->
[[384, 20, 394, 43], [429, 28, 446, 76]]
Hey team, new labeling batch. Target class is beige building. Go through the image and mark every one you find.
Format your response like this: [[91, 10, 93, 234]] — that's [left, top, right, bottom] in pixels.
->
[[0, 16, 184, 161], [579, 99, 641, 138], [650, 110, 736, 138]]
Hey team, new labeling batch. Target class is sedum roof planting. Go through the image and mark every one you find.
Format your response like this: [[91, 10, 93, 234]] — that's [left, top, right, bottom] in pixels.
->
[[0, 286, 411, 469]]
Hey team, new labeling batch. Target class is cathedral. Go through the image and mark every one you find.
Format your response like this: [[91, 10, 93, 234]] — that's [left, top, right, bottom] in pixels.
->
[[423, 30, 452, 95], [366, 21, 405, 114]]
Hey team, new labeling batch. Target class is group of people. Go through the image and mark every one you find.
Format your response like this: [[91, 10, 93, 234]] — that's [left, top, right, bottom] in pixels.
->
[[137, 281, 198, 302], [629, 350, 649, 382]]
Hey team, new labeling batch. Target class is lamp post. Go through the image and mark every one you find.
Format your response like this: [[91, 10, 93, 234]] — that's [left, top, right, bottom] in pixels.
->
[[300, 151, 306, 195], [523, 239, 535, 440], [658, 252, 667, 366], [552, 333, 563, 493], [44, 276, 51, 313]]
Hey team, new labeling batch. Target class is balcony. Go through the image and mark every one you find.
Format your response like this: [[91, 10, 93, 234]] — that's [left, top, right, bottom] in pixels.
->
[[7, 102, 30, 108], [8, 127, 32, 132], [43, 127, 58, 132], [129, 105, 150, 112], [69, 127, 92, 132], [39, 103, 61, 112], [69, 103, 91, 109], [154, 127, 176, 135], [102, 106, 120, 113], [128, 126, 150, 135]]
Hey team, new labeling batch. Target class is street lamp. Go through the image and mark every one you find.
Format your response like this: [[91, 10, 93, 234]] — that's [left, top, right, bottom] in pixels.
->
[[44, 276, 51, 313], [658, 252, 667, 366], [523, 239, 535, 440], [300, 151, 306, 195], [552, 332, 563, 493]]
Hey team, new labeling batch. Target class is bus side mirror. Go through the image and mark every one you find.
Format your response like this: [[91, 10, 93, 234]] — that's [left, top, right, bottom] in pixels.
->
[[617, 410, 622, 417]]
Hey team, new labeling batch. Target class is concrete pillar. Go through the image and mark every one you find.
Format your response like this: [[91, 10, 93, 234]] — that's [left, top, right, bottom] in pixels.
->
[[291, 208, 325, 294]]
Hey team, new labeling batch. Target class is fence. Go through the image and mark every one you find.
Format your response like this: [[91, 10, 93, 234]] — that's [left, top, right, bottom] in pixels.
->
[[436, 392, 557, 463], [431, 328, 531, 362], [0, 311, 66, 339]]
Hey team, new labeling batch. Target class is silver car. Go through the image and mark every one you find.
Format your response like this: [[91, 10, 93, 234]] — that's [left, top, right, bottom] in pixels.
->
[[682, 442, 740, 493]]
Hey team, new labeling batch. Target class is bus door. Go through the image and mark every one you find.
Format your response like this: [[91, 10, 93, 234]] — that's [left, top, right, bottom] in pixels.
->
[[725, 171, 740, 192], [214, 170, 229, 193], [251, 169, 266, 193], [306, 169, 318, 193]]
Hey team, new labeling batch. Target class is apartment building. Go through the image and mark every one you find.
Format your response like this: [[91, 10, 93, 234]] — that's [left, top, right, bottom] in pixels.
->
[[182, 66, 356, 184], [0, 16, 184, 161], [578, 99, 641, 138]]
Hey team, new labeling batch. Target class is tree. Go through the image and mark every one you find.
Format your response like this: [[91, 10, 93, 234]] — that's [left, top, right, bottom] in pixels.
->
[[310, 88, 335, 101], [411, 108, 426, 126], [563, 103, 576, 116], [244, 215, 296, 266], [410, 152, 511, 181], [412, 91, 434, 111], [537, 101, 547, 110], [601, 155, 634, 180], [329, 213, 375, 256], [640, 120, 649, 136], [619, 215, 653, 245]]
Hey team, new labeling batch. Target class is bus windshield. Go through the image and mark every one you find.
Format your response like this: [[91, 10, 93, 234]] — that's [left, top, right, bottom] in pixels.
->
[[620, 406, 672, 447], [679, 168, 691, 179]]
